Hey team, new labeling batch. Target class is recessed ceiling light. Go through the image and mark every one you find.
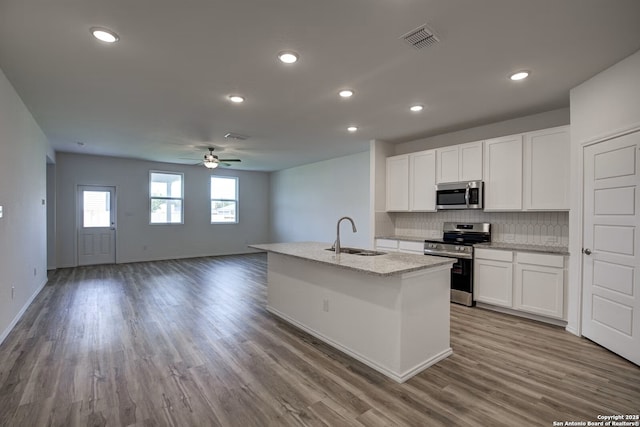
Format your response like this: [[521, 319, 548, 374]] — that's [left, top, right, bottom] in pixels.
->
[[278, 51, 299, 64], [339, 89, 354, 98], [228, 95, 245, 103], [410, 104, 424, 112], [91, 27, 119, 43], [510, 71, 530, 81], [347, 126, 358, 132]]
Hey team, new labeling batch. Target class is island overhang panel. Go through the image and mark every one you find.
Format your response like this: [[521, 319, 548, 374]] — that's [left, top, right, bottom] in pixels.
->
[[251, 242, 454, 383]]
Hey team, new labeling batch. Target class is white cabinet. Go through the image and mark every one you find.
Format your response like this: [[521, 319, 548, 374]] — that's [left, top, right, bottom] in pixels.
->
[[375, 239, 399, 252], [474, 248, 513, 307], [484, 135, 523, 211], [436, 146, 459, 183], [523, 126, 570, 210], [386, 155, 409, 211], [409, 150, 436, 211], [514, 252, 565, 319], [398, 240, 424, 254], [436, 141, 483, 183], [459, 141, 484, 181], [386, 150, 436, 212], [474, 248, 566, 321]]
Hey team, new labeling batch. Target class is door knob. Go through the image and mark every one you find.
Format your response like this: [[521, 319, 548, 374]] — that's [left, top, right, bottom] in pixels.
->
[[583, 248, 592, 255]]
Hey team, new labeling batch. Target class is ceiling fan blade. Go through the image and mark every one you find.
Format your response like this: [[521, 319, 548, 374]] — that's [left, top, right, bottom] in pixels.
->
[[218, 158, 241, 162]]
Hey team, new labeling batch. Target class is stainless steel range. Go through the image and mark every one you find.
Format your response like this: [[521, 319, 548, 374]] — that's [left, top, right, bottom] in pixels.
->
[[424, 222, 491, 306]]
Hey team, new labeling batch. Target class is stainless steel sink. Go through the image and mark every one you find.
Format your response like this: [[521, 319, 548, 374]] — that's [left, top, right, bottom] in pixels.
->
[[325, 247, 386, 256]]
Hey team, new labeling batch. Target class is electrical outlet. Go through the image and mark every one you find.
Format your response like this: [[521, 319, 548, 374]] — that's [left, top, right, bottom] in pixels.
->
[[323, 299, 329, 312], [503, 233, 515, 242], [546, 236, 558, 244], [34, 268, 37, 276], [11, 286, 15, 299]]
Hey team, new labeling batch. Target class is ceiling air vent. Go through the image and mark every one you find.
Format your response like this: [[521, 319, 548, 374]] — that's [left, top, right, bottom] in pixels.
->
[[401, 24, 439, 49], [224, 132, 248, 141]]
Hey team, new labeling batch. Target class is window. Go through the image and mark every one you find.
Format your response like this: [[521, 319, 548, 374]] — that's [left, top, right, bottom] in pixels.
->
[[150, 172, 183, 224], [211, 176, 238, 223], [82, 190, 111, 227]]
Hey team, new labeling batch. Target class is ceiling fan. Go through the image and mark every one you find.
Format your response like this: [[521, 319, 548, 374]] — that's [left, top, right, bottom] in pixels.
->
[[200, 147, 241, 169]]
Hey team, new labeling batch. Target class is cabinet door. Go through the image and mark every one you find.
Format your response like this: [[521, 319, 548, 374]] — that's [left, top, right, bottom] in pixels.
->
[[386, 155, 409, 211], [514, 263, 564, 319], [459, 141, 483, 181], [523, 126, 570, 210], [410, 150, 436, 211], [436, 146, 459, 183], [474, 259, 513, 307], [484, 135, 523, 211]]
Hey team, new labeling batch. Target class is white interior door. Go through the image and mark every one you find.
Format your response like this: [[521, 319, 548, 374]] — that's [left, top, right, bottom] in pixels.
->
[[77, 185, 116, 265], [582, 130, 640, 365]]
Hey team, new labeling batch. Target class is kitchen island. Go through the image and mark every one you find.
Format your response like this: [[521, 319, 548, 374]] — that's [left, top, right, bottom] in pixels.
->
[[249, 242, 455, 383]]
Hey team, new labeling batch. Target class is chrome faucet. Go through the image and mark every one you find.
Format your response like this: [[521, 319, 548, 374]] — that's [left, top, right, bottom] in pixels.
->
[[334, 216, 357, 254]]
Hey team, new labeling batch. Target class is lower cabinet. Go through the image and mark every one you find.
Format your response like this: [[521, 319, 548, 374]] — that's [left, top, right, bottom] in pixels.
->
[[514, 252, 565, 319], [474, 248, 566, 321], [474, 250, 513, 307]]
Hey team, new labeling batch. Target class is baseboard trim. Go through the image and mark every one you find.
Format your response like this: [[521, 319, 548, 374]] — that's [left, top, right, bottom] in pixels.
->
[[0, 277, 48, 346], [267, 305, 452, 383]]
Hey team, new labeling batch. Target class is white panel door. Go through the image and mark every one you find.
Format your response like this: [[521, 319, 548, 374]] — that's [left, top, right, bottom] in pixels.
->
[[582, 131, 640, 365], [77, 186, 116, 265]]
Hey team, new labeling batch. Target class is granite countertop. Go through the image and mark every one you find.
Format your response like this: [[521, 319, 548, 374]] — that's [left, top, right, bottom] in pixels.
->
[[249, 242, 455, 276], [474, 242, 569, 255]]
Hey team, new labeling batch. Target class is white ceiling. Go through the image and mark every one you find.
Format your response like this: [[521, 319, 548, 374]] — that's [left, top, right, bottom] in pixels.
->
[[1, 0, 640, 171]]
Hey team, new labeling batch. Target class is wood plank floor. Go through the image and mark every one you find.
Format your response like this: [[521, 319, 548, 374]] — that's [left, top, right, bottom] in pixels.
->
[[1, 253, 638, 426]]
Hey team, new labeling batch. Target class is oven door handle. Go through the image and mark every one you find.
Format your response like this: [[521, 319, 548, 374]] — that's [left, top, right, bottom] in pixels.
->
[[465, 183, 470, 207]]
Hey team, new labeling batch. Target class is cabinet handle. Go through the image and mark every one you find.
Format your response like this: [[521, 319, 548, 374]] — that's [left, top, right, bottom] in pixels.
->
[[583, 248, 592, 255]]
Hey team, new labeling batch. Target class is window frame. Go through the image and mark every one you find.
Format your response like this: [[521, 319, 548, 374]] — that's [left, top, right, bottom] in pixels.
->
[[149, 171, 184, 225], [210, 175, 239, 224]]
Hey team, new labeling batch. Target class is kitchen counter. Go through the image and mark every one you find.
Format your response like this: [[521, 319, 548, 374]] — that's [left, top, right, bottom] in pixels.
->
[[251, 241, 454, 383], [474, 242, 569, 255], [249, 241, 454, 276]]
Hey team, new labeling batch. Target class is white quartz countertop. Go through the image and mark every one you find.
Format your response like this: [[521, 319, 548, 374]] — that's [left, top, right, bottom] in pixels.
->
[[474, 242, 569, 255], [249, 242, 454, 276]]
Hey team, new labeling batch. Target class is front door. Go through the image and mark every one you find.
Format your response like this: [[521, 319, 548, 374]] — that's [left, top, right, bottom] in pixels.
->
[[582, 130, 640, 365], [77, 185, 116, 265]]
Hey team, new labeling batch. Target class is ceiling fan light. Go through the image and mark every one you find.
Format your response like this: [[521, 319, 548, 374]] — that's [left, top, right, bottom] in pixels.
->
[[204, 160, 219, 169]]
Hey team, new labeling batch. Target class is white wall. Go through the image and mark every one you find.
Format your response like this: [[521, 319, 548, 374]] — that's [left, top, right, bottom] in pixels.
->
[[270, 151, 371, 248], [55, 153, 270, 266], [567, 48, 640, 335], [394, 108, 570, 155], [0, 68, 50, 344]]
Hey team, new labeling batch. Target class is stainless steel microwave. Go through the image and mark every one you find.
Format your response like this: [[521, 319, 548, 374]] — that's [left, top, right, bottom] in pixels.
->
[[436, 181, 484, 210]]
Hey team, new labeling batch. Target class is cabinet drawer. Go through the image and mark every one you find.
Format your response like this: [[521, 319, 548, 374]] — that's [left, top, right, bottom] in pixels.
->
[[375, 239, 398, 250], [474, 248, 513, 262], [398, 240, 424, 253], [517, 252, 564, 268]]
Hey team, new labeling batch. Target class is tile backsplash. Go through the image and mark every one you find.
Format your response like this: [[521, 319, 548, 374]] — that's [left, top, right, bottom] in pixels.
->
[[386, 211, 569, 247]]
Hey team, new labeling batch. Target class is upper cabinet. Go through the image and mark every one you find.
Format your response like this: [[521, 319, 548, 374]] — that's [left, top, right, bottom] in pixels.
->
[[523, 126, 570, 211], [484, 135, 523, 211], [386, 150, 436, 212], [386, 154, 409, 211], [436, 141, 483, 183], [385, 125, 570, 213], [410, 150, 437, 211]]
